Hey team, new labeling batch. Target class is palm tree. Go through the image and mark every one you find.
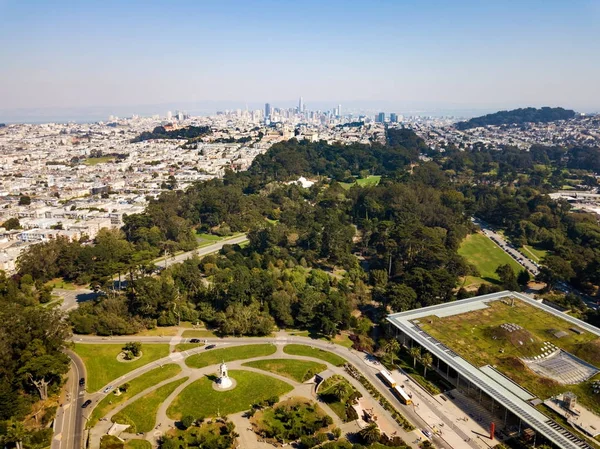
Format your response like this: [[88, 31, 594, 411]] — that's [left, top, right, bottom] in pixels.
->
[[359, 422, 381, 444], [410, 346, 421, 369], [383, 339, 401, 366], [331, 381, 349, 402], [421, 352, 433, 378]]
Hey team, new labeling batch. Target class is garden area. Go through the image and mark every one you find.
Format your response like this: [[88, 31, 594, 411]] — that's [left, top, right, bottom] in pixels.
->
[[161, 420, 238, 449], [251, 398, 333, 444], [167, 370, 293, 419], [318, 375, 362, 422]]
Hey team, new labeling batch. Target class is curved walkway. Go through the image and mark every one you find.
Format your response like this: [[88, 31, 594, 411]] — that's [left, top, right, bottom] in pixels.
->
[[78, 330, 470, 449]]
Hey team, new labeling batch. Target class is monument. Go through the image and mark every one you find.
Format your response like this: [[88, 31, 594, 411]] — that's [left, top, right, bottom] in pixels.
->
[[217, 360, 233, 389]]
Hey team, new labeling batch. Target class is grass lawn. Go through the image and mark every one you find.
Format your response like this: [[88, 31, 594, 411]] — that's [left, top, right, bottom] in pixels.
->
[[288, 330, 354, 348], [73, 343, 170, 392], [45, 278, 80, 290], [181, 329, 217, 338], [185, 344, 277, 369], [100, 435, 123, 449], [458, 233, 522, 283], [282, 344, 346, 367], [340, 175, 381, 190], [89, 364, 181, 426], [163, 421, 237, 448], [175, 343, 204, 352], [521, 245, 548, 263], [418, 298, 600, 412], [195, 232, 224, 241], [124, 440, 152, 449], [167, 370, 293, 419], [84, 156, 114, 165], [242, 359, 326, 382], [113, 377, 188, 432], [133, 326, 179, 337]]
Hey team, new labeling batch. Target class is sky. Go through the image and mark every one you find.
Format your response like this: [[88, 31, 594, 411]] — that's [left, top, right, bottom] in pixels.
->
[[1, 0, 599, 118]]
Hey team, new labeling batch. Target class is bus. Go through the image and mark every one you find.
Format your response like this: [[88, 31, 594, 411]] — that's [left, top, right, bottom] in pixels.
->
[[379, 369, 397, 388], [393, 385, 412, 405]]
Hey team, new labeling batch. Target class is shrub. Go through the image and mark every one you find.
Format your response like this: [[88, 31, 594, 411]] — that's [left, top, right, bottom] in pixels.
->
[[181, 414, 195, 429]]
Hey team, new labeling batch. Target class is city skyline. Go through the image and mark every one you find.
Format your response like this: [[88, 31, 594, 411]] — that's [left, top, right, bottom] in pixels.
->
[[1, 0, 600, 119]]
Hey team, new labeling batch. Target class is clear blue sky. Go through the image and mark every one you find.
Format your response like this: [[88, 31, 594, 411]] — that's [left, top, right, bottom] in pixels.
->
[[1, 0, 599, 112]]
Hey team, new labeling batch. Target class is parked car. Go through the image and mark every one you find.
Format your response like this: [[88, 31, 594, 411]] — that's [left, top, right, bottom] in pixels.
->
[[422, 429, 433, 439], [82, 400, 92, 408], [190, 338, 200, 343], [79, 378, 85, 387]]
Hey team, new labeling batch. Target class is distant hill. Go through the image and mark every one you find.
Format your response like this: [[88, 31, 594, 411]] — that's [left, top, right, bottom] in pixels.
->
[[131, 125, 211, 142], [455, 107, 576, 130]]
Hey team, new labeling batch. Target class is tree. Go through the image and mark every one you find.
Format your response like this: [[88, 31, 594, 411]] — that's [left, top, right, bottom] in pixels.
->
[[181, 415, 195, 429], [537, 255, 575, 290], [359, 422, 380, 445], [383, 339, 400, 366], [410, 346, 421, 369], [20, 353, 69, 400], [123, 342, 142, 357], [331, 381, 349, 402], [18, 195, 31, 206], [2, 217, 21, 230], [496, 264, 519, 291], [421, 352, 433, 378], [4, 420, 26, 449], [517, 269, 531, 288]]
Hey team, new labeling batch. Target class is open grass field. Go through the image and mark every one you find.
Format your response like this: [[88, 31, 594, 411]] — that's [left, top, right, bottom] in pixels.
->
[[45, 278, 80, 290], [287, 330, 354, 348], [89, 364, 181, 426], [418, 298, 600, 411], [339, 175, 381, 190], [181, 329, 217, 338], [185, 344, 277, 368], [73, 343, 170, 392], [167, 370, 293, 419], [124, 441, 152, 449], [282, 344, 346, 366], [175, 343, 204, 352], [521, 245, 549, 263], [113, 377, 188, 432], [242, 359, 327, 382], [458, 233, 522, 283]]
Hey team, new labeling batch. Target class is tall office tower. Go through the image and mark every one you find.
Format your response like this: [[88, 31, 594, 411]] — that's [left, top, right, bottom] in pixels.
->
[[377, 112, 385, 123], [390, 113, 398, 123], [167, 111, 172, 120], [337, 104, 341, 117], [265, 103, 272, 119], [299, 97, 304, 113]]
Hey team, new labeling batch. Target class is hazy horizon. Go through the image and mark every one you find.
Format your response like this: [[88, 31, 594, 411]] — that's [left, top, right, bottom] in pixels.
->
[[1, 0, 599, 122]]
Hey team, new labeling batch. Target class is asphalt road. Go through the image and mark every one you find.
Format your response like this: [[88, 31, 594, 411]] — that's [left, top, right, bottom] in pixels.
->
[[55, 289, 97, 312], [72, 334, 479, 449], [52, 350, 86, 449]]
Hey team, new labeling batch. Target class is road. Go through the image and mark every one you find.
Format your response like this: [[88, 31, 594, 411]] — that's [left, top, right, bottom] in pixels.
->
[[72, 333, 480, 449], [55, 289, 97, 312], [154, 234, 248, 270], [52, 350, 86, 449]]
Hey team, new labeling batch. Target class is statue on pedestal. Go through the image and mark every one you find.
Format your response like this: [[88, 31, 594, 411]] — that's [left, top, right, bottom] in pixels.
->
[[217, 360, 232, 389]]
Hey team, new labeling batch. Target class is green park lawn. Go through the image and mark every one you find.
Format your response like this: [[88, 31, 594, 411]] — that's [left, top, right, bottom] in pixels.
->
[[458, 233, 522, 284], [521, 245, 548, 263], [242, 359, 327, 382], [282, 344, 346, 367], [125, 441, 152, 449], [339, 175, 381, 190], [175, 343, 204, 352], [181, 329, 217, 338], [73, 343, 170, 392], [195, 232, 223, 241], [89, 364, 181, 426], [167, 370, 293, 419], [45, 278, 79, 290], [113, 377, 188, 432], [288, 330, 354, 348], [185, 344, 277, 369]]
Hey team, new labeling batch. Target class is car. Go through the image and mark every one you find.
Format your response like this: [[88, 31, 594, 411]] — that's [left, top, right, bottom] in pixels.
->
[[79, 378, 85, 387], [205, 344, 216, 350], [190, 338, 200, 343], [103, 385, 113, 394], [422, 429, 433, 439], [82, 400, 92, 408]]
